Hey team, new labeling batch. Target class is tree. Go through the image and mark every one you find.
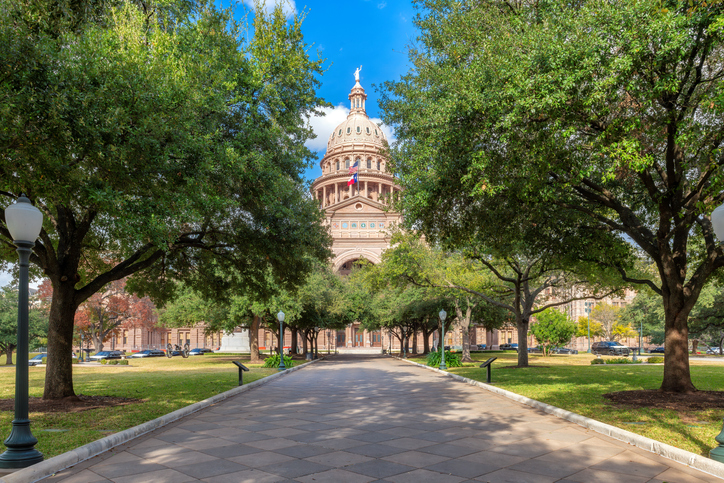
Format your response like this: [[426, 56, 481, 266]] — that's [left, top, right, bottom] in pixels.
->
[[591, 304, 623, 341], [380, 0, 724, 392], [576, 317, 604, 340], [0, 0, 331, 399], [376, 232, 620, 367], [0, 285, 48, 364], [529, 310, 576, 356]]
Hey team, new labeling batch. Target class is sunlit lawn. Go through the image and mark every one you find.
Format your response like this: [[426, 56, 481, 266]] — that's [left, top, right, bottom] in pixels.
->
[[408, 351, 724, 456], [0, 353, 277, 458]]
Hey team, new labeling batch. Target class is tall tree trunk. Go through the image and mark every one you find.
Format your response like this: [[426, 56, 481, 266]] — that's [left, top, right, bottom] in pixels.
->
[[249, 315, 261, 362], [412, 330, 418, 355], [44, 284, 80, 400], [422, 328, 431, 354], [516, 317, 529, 368], [291, 328, 298, 355], [661, 305, 696, 393], [461, 323, 472, 362], [302, 330, 308, 355]]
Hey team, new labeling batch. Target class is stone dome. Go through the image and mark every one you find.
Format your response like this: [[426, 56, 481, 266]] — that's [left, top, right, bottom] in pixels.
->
[[326, 80, 387, 151]]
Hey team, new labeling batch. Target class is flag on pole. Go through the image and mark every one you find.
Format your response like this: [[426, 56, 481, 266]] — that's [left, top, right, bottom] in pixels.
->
[[347, 160, 358, 186]]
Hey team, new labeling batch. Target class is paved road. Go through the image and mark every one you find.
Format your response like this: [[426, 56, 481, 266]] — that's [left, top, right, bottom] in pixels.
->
[[44, 355, 721, 483]]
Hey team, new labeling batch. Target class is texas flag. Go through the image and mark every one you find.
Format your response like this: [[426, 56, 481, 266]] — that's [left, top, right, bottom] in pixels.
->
[[347, 161, 358, 186]]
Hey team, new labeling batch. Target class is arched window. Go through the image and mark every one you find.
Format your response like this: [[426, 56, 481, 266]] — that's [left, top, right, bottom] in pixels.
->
[[336, 161, 339, 170], [377, 160, 381, 170], [367, 158, 372, 169], [356, 126, 361, 133], [346, 127, 351, 134], [345, 159, 350, 169]]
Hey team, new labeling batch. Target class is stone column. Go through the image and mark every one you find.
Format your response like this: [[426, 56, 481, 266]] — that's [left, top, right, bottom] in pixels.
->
[[364, 180, 368, 198], [348, 182, 353, 198], [335, 183, 339, 203], [323, 185, 327, 207]]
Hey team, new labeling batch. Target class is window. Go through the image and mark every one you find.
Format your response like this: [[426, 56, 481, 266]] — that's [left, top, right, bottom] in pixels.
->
[[375, 129, 378, 136], [377, 161, 381, 170], [366, 127, 370, 134], [346, 127, 351, 134], [338, 129, 342, 136], [345, 159, 350, 169], [356, 126, 361, 133], [336, 161, 339, 170], [367, 158, 372, 169]]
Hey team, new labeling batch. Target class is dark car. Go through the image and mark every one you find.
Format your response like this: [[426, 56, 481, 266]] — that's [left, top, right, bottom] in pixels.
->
[[554, 347, 579, 355], [89, 350, 123, 361], [188, 348, 213, 356], [528, 346, 543, 353], [29, 353, 47, 366], [650, 346, 665, 354], [591, 341, 630, 356], [499, 343, 518, 352], [130, 350, 166, 358]]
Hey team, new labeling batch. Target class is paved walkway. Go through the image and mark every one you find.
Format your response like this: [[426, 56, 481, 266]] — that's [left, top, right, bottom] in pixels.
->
[[44, 355, 722, 483]]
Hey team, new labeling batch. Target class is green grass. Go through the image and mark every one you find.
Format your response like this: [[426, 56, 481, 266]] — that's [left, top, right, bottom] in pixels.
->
[[409, 351, 724, 456], [0, 353, 277, 458]]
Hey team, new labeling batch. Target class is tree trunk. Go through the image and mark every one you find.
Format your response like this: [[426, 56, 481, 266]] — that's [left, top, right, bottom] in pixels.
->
[[291, 327, 298, 355], [422, 328, 430, 354], [516, 317, 529, 368], [249, 315, 261, 362], [4, 346, 14, 365], [302, 330, 308, 355], [412, 330, 418, 355], [461, 324, 472, 362], [44, 283, 80, 400], [314, 333, 318, 359], [661, 306, 696, 393]]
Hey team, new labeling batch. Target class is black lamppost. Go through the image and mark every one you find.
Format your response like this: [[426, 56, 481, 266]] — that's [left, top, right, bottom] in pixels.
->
[[277, 311, 285, 371], [0, 195, 44, 468], [439, 309, 447, 370], [79, 333, 84, 362], [584, 301, 593, 353]]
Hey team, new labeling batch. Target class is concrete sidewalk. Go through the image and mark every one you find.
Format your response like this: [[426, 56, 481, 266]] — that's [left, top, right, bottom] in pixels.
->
[[36, 355, 724, 482]]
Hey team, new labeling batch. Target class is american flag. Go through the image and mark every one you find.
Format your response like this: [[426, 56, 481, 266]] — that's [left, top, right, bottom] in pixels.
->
[[349, 161, 358, 174]]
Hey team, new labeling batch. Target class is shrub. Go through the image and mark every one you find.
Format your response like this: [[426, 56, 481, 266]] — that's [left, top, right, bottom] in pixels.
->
[[647, 356, 664, 364], [41, 357, 47, 364], [425, 350, 462, 368], [590, 358, 605, 364], [100, 359, 108, 365], [607, 357, 642, 364], [262, 354, 294, 368]]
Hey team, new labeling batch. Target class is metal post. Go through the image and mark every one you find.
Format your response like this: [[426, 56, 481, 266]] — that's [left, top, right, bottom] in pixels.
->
[[0, 242, 43, 468], [439, 309, 447, 370], [277, 312, 285, 371], [585, 302, 592, 353]]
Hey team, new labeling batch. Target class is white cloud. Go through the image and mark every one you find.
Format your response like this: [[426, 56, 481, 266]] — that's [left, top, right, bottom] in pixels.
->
[[243, 0, 296, 17], [0, 271, 11, 289], [305, 104, 397, 152], [378, 2, 387, 9]]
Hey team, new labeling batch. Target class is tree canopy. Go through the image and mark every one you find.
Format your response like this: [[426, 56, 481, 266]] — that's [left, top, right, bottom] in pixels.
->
[[380, 0, 724, 392], [0, 0, 331, 398]]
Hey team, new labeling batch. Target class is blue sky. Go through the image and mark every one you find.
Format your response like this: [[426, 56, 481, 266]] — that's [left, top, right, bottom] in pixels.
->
[[242, 0, 419, 182]]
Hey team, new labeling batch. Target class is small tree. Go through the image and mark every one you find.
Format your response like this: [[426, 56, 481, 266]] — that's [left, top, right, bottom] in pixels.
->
[[0, 285, 48, 364], [529, 309, 576, 356]]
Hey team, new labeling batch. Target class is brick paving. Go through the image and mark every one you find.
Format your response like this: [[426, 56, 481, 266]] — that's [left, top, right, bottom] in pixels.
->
[[43, 355, 723, 482]]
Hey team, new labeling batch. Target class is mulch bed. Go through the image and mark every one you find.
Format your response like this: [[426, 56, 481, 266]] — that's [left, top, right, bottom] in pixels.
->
[[603, 390, 724, 411], [0, 395, 143, 414]]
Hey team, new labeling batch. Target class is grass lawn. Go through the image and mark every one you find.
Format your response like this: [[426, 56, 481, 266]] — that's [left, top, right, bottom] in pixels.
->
[[0, 353, 279, 458], [409, 351, 724, 456]]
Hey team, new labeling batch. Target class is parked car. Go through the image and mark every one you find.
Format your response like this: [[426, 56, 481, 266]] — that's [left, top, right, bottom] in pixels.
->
[[591, 341, 630, 356], [528, 346, 543, 353], [477, 344, 487, 350], [650, 346, 665, 354], [554, 347, 579, 355], [130, 350, 166, 358], [89, 350, 123, 361], [188, 348, 213, 356], [707, 347, 722, 355], [499, 343, 518, 352], [29, 353, 47, 366]]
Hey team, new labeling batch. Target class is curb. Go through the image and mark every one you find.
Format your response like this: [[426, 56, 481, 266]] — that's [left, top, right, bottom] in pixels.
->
[[0, 358, 321, 483], [395, 356, 724, 480]]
